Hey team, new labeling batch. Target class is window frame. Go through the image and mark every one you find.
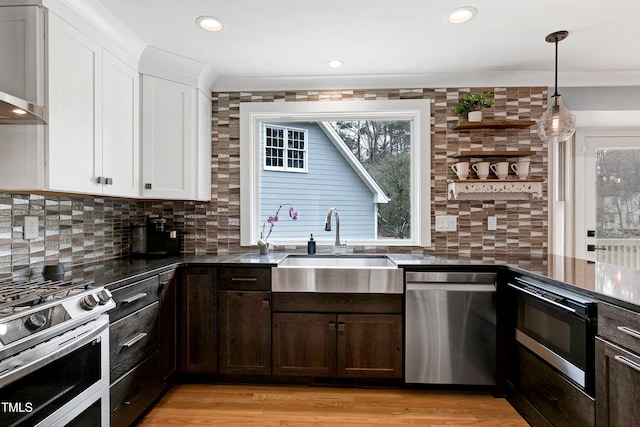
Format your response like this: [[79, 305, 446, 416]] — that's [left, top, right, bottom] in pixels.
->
[[263, 124, 308, 172], [240, 99, 431, 247]]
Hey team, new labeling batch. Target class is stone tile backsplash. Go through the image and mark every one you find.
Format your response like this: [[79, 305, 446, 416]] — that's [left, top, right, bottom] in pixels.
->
[[0, 86, 548, 277]]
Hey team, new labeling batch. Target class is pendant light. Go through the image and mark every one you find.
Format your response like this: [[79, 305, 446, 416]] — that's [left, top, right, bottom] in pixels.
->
[[536, 31, 576, 144]]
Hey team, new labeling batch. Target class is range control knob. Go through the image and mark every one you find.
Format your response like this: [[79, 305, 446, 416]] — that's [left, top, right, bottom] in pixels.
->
[[96, 289, 112, 305], [25, 312, 47, 331], [80, 294, 99, 310]]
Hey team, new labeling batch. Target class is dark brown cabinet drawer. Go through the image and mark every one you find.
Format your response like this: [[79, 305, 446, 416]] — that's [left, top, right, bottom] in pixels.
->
[[218, 266, 271, 291], [596, 337, 640, 427], [110, 351, 162, 427], [599, 302, 640, 355], [514, 345, 594, 427], [109, 276, 159, 323], [110, 301, 160, 382]]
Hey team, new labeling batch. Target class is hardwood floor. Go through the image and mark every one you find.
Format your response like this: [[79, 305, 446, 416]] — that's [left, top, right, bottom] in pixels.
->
[[139, 384, 529, 426]]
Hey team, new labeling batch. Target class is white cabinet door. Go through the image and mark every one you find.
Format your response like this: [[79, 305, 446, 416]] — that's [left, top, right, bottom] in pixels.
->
[[102, 49, 139, 198], [141, 75, 195, 199], [47, 12, 102, 194], [196, 89, 212, 201]]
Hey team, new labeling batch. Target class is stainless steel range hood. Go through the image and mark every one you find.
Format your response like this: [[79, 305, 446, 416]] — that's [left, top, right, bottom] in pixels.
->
[[0, 90, 47, 125]]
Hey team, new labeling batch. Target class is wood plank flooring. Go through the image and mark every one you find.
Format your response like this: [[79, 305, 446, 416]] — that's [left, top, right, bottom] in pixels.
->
[[139, 384, 529, 426]]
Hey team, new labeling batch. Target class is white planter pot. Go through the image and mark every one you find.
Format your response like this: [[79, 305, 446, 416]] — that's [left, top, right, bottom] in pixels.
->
[[468, 111, 482, 122]]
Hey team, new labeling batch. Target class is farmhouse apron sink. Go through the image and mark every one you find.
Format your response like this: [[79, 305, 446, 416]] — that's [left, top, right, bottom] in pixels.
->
[[272, 254, 402, 294]]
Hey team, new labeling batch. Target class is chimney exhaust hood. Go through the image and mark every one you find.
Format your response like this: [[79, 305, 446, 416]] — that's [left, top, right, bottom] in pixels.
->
[[0, 90, 47, 125]]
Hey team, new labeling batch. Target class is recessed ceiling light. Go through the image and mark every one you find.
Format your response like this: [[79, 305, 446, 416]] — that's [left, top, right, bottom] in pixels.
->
[[328, 59, 343, 68], [196, 16, 224, 32], [446, 7, 477, 24]]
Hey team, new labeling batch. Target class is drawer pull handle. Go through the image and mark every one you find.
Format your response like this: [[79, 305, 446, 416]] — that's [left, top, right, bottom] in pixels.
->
[[231, 277, 258, 282], [122, 332, 148, 348], [614, 355, 640, 373], [617, 325, 640, 340], [337, 322, 346, 332], [124, 386, 144, 405], [121, 293, 148, 304]]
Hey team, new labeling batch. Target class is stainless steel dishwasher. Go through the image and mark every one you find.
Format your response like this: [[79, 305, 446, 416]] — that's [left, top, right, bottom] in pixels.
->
[[405, 271, 497, 385]]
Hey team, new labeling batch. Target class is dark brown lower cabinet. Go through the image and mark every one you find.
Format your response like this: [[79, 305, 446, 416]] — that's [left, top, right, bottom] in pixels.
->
[[511, 345, 594, 427], [338, 314, 402, 378], [272, 312, 402, 379], [178, 267, 217, 374], [158, 269, 177, 386], [273, 313, 336, 377], [108, 268, 177, 427], [596, 337, 640, 426], [218, 290, 271, 375]]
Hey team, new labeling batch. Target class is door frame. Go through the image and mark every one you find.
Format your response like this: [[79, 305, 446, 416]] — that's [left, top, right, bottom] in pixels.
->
[[574, 127, 640, 261]]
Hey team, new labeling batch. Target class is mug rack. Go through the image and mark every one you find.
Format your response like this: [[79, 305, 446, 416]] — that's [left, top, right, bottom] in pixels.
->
[[448, 150, 543, 200]]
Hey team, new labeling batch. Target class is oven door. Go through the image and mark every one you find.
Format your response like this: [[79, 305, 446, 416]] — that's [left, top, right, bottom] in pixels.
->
[[0, 316, 109, 427], [515, 290, 589, 388]]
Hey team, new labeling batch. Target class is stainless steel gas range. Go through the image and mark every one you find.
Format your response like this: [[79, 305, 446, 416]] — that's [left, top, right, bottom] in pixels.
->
[[0, 277, 115, 426]]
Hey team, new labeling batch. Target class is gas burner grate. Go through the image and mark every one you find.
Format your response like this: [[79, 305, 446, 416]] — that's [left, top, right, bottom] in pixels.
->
[[0, 279, 92, 316]]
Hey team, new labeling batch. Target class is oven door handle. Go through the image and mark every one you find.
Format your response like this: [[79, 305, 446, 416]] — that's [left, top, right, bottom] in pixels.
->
[[506, 282, 577, 314], [0, 316, 109, 388]]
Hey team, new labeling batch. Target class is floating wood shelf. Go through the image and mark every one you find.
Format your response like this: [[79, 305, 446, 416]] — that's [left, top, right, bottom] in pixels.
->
[[453, 120, 536, 130], [447, 179, 544, 200], [453, 150, 536, 159]]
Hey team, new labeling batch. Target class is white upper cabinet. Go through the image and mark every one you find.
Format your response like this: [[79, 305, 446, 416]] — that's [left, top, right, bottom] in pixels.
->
[[0, 4, 210, 201], [141, 75, 195, 199], [48, 12, 140, 197], [47, 11, 103, 194], [101, 49, 140, 198], [0, 7, 140, 197]]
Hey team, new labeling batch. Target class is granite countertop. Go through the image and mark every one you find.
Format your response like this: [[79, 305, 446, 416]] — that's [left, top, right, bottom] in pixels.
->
[[40, 252, 640, 312]]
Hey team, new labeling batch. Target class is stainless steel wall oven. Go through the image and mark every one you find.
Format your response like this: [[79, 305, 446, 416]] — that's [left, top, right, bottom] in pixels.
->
[[0, 279, 115, 426], [508, 276, 597, 396]]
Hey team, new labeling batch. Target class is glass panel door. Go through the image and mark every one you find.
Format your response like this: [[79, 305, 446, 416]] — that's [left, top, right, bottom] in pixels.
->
[[580, 136, 640, 266]]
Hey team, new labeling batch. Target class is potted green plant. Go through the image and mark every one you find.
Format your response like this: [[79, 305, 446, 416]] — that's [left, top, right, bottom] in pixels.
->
[[454, 92, 495, 122]]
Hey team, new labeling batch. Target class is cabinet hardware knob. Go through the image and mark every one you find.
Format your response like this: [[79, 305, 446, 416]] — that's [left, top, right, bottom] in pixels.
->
[[262, 300, 270, 309], [337, 323, 346, 332], [145, 183, 152, 189], [105, 177, 113, 185], [328, 322, 336, 331], [96, 176, 104, 184]]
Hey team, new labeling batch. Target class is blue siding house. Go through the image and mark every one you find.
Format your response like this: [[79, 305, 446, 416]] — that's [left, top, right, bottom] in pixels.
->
[[259, 121, 389, 243]]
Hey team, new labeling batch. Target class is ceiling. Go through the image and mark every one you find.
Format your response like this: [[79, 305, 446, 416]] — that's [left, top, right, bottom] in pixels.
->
[[93, 0, 640, 91]]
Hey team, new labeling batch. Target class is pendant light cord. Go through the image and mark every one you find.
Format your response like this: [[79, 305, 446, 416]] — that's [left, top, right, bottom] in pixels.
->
[[554, 38, 559, 97]]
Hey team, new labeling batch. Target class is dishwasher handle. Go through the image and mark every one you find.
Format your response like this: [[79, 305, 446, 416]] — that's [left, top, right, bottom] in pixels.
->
[[406, 283, 496, 292]]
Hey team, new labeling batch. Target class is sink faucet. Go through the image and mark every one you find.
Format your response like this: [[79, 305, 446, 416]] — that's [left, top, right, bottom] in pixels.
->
[[325, 207, 341, 254]]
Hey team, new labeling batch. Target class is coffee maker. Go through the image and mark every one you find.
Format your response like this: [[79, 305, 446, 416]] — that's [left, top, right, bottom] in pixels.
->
[[131, 216, 180, 257]]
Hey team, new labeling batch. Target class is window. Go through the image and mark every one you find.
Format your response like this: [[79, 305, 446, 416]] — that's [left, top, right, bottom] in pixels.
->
[[240, 99, 431, 247], [264, 125, 307, 172]]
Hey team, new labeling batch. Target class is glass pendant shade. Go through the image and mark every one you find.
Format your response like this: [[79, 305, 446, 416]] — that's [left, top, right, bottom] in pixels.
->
[[536, 94, 576, 144]]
